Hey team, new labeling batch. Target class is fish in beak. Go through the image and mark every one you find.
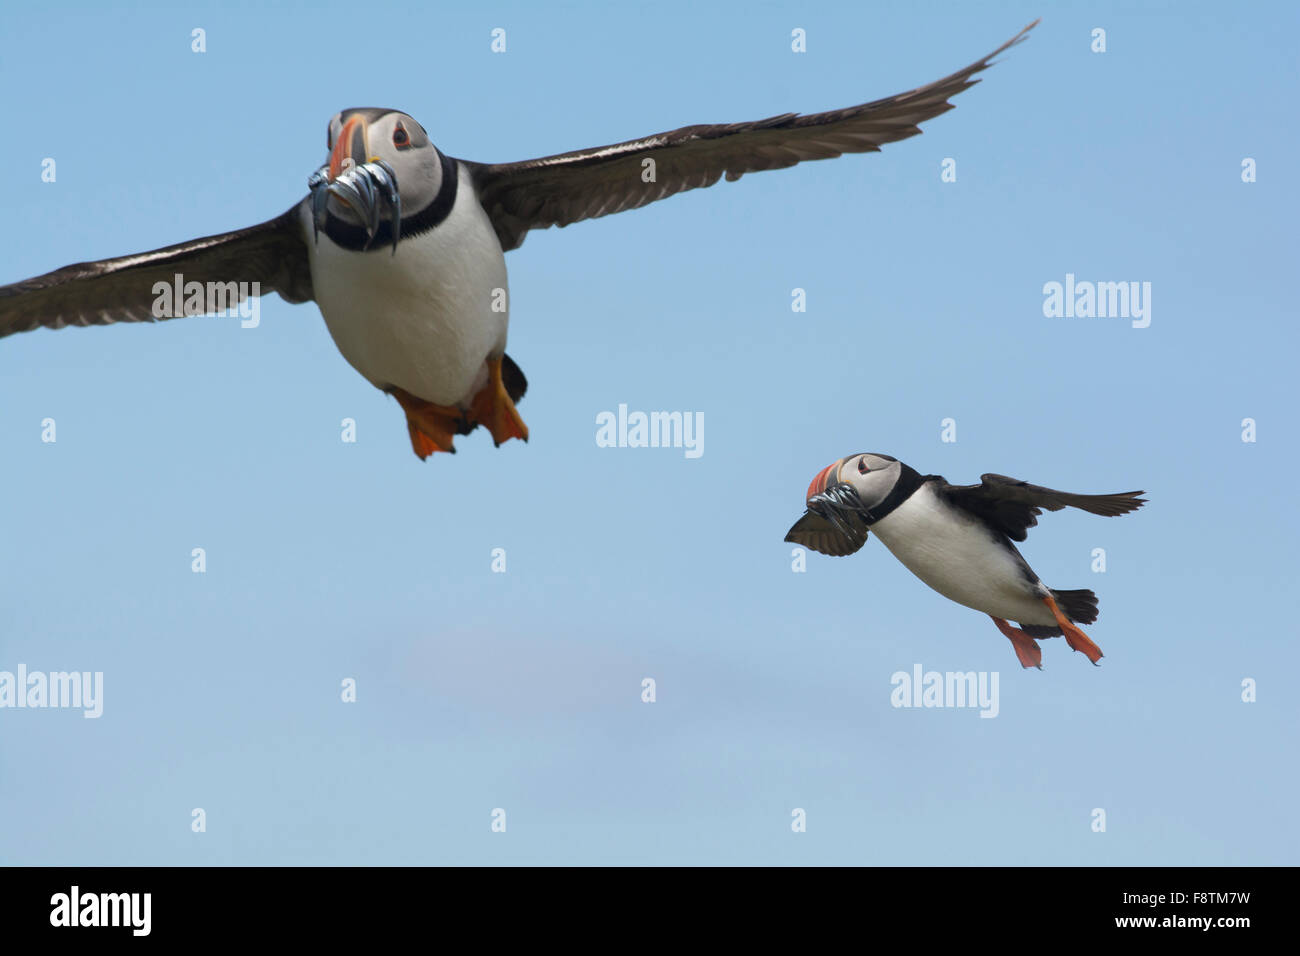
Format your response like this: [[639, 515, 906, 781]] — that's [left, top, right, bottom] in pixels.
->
[[308, 115, 402, 255], [784, 458, 872, 556]]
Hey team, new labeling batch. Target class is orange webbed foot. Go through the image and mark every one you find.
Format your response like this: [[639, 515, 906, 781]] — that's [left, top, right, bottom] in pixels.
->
[[1042, 595, 1104, 665], [390, 387, 464, 460], [468, 356, 529, 447], [991, 616, 1043, 669]]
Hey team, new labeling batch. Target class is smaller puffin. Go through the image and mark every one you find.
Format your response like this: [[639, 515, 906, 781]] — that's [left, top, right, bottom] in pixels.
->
[[784, 454, 1146, 668]]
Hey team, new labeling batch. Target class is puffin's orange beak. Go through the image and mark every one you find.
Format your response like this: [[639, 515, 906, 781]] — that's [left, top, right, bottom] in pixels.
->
[[328, 115, 369, 180], [805, 459, 844, 502]]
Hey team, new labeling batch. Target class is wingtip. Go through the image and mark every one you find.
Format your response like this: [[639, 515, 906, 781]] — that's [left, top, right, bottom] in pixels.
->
[[1123, 492, 1149, 513], [1014, 19, 1043, 42], [973, 18, 1040, 74]]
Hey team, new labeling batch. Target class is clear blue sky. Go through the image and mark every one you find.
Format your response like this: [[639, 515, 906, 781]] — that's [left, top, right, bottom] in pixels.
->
[[1, 0, 1296, 865]]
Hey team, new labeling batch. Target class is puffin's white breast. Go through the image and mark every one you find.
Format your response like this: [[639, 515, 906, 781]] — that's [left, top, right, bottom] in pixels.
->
[[869, 482, 1056, 626], [306, 164, 509, 406]]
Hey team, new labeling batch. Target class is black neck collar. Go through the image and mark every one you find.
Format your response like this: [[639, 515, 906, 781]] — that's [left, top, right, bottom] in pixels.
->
[[322, 151, 459, 251]]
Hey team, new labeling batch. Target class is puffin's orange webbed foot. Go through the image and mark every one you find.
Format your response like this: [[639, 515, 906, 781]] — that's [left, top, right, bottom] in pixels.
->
[[468, 356, 529, 447], [390, 387, 463, 460], [1042, 595, 1104, 665], [991, 616, 1043, 669]]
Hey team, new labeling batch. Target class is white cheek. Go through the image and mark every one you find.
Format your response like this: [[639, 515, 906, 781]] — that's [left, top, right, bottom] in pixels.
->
[[856, 473, 892, 505]]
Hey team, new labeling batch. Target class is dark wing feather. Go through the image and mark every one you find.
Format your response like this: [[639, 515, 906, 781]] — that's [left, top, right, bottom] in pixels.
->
[[784, 511, 870, 557], [939, 474, 1147, 542], [0, 201, 313, 338], [464, 21, 1037, 250]]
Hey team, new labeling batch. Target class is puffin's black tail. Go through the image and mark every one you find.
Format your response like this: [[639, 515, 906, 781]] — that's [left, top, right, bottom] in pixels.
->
[[502, 353, 527, 405], [1018, 588, 1099, 638], [1052, 589, 1099, 625]]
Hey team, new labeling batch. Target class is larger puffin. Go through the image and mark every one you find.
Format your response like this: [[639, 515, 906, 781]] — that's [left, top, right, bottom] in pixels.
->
[[0, 24, 1036, 459], [785, 453, 1146, 668]]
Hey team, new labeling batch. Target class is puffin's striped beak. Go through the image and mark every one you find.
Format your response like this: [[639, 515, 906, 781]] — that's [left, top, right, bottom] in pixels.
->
[[787, 458, 870, 557], [328, 115, 370, 180], [309, 115, 401, 254], [805, 459, 844, 502]]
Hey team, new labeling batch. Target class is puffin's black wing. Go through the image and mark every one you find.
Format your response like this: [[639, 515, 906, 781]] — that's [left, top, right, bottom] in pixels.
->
[[785, 511, 869, 557], [0, 202, 313, 338], [938, 475, 1147, 542], [463, 20, 1037, 251]]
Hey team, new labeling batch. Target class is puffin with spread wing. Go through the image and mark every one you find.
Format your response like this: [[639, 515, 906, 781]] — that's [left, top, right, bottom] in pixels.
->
[[0, 24, 1036, 458], [785, 452, 1146, 668]]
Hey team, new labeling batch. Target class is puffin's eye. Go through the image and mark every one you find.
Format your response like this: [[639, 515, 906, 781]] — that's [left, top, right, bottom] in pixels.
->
[[858, 458, 869, 475], [393, 125, 410, 149]]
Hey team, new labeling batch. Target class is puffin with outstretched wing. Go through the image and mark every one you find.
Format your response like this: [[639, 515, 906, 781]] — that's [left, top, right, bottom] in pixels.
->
[[0, 23, 1037, 459], [786, 451, 1146, 668]]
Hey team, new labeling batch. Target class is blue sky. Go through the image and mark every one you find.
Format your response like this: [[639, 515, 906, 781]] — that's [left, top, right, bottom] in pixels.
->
[[1, 0, 1296, 865]]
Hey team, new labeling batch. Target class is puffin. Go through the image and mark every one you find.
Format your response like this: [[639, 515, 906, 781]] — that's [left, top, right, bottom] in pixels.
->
[[0, 23, 1036, 459], [784, 453, 1146, 668]]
